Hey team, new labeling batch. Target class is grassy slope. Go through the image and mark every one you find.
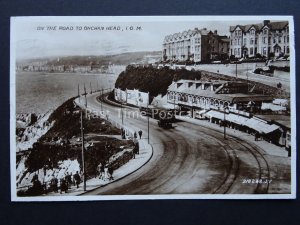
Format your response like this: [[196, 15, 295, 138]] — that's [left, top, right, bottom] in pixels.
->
[[115, 65, 287, 99]]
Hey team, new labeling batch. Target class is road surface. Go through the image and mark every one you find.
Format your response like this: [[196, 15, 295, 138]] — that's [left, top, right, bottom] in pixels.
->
[[193, 62, 290, 91], [78, 93, 290, 195]]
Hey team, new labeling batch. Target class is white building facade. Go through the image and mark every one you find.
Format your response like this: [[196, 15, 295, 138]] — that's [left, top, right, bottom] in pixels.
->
[[230, 20, 289, 58], [163, 28, 204, 63], [114, 88, 149, 107]]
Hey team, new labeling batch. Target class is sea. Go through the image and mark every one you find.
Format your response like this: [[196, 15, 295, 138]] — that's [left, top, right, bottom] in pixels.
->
[[16, 72, 118, 114]]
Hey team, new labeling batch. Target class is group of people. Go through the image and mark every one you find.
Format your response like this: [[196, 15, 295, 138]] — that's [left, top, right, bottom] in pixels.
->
[[97, 163, 114, 181], [49, 171, 82, 194], [134, 130, 143, 139]]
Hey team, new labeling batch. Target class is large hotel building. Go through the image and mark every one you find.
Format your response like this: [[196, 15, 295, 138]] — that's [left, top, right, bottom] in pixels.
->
[[229, 20, 289, 58], [162, 28, 230, 63]]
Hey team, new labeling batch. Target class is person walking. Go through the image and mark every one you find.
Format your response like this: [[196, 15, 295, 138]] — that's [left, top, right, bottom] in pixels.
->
[[73, 171, 81, 188], [65, 172, 72, 188], [60, 178, 68, 194], [104, 164, 109, 180], [134, 132, 137, 139], [135, 141, 140, 155], [51, 175, 58, 193], [138, 130, 142, 139], [108, 165, 114, 181]]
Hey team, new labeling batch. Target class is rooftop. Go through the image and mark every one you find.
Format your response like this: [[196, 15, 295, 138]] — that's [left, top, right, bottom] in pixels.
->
[[230, 21, 288, 32]]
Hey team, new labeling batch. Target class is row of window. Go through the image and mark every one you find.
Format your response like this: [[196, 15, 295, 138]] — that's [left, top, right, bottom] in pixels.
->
[[234, 27, 288, 36], [231, 35, 289, 45]]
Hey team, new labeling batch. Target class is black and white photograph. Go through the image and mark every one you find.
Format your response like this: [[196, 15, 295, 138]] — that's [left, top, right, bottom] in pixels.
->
[[10, 16, 296, 201]]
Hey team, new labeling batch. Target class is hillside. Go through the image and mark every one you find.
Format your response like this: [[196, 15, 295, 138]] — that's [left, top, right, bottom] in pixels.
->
[[17, 51, 162, 67], [115, 65, 287, 101]]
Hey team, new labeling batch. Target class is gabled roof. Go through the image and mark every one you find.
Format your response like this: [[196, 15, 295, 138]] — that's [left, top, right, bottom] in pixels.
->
[[269, 21, 288, 30], [230, 21, 288, 33]]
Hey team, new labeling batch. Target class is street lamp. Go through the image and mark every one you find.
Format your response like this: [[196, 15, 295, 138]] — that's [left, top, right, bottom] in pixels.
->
[[147, 103, 150, 144], [121, 101, 124, 125], [223, 106, 228, 139], [80, 110, 86, 191]]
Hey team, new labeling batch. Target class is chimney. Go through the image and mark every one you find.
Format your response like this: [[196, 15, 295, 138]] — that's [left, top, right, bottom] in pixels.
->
[[263, 20, 270, 26], [214, 30, 217, 35], [203, 28, 207, 30]]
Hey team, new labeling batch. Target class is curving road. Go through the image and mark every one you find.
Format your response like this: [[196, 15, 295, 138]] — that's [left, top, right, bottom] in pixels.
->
[[82, 93, 272, 195]]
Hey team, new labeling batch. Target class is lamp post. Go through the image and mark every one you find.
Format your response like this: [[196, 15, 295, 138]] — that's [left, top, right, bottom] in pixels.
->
[[121, 101, 124, 125], [83, 83, 87, 108], [80, 110, 86, 191], [147, 103, 150, 144], [100, 88, 103, 112], [223, 106, 228, 140], [78, 84, 80, 103], [235, 62, 238, 79]]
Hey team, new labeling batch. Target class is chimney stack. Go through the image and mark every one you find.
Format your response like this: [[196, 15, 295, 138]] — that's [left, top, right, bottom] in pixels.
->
[[214, 30, 217, 35], [263, 20, 270, 26]]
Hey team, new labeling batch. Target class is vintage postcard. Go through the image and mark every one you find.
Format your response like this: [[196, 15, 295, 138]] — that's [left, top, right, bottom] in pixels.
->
[[10, 16, 296, 201]]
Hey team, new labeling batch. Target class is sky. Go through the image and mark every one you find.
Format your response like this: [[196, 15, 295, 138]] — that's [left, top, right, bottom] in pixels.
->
[[12, 17, 288, 60]]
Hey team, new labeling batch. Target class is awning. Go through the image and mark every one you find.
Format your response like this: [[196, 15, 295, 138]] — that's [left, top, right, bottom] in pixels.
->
[[245, 118, 280, 134], [205, 110, 225, 120], [226, 113, 249, 125], [195, 109, 207, 115], [261, 103, 286, 111]]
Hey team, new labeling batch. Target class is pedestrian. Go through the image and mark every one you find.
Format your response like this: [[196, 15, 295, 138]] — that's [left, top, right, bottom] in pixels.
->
[[65, 172, 72, 188], [134, 132, 137, 139], [108, 165, 114, 181], [255, 132, 260, 141], [104, 164, 109, 180], [121, 128, 124, 139], [135, 141, 140, 155], [73, 171, 81, 188], [100, 163, 105, 180], [51, 175, 58, 193], [138, 130, 142, 139], [97, 163, 103, 179], [60, 178, 68, 194]]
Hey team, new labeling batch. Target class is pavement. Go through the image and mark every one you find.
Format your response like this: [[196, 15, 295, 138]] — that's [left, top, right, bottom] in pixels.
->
[[175, 115, 289, 157], [45, 95, 153, 196], [190, 62, 290, 91]]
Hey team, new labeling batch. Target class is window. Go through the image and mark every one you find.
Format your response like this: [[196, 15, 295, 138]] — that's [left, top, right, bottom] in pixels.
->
[[263, 29, 268, 34], [255, 38, 257, 44], [250, 29, 255, 35], [273, 38, 276, 44], [263, 37, 266, 44], [250, 47, 253, 55], [250, 38, 254, 44], [244, 38, 247, 45], [287, 46, 290, 54], [287, 35, 289, 43], [263, 47, 267, 55], [284, 36, 286, 43], [278, 37, 281, 43]]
